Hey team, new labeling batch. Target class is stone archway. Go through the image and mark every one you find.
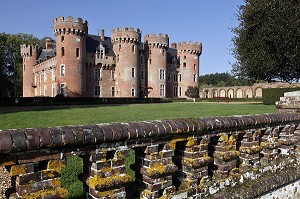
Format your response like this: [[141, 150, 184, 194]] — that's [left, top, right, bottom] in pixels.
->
[[236, 88, 243, 98], [204, 90, 209, 98], [245, 88, 253, 98], [227, 89, 234, 98], [255, 88, 262, 98], [212, 89, 218, 98], [219, 89, 226, 97]]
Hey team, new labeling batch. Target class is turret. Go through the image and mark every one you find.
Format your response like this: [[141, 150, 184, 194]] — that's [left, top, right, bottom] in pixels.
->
[[144, 33, 169, 98], [21, 44, 40, 97], [111, 27, 141, 97], [177, 41, 202, 98], [53, 16, 88, 97]]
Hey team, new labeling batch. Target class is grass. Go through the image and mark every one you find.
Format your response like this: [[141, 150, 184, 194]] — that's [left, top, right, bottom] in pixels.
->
[[0, 102, 279, 198], [0, 102, 278, 130]]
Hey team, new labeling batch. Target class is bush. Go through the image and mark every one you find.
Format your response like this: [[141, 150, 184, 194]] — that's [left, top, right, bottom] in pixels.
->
[[262, 87, 300, 105]]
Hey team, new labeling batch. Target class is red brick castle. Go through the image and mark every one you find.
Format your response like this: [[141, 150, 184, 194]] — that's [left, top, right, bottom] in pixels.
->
[[21, 16, 202, 98]]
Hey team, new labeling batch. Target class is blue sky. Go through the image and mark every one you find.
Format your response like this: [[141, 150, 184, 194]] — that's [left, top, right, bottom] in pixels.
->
[[0, 0, 244, 75]]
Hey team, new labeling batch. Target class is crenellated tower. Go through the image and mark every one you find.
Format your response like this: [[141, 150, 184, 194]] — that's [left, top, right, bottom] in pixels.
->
[[111, 27, 141, 97], [21, 44, 40, 97], [53, 16, 88, 97], [144, 33, 169, 98], [177, 41, 202, 97]]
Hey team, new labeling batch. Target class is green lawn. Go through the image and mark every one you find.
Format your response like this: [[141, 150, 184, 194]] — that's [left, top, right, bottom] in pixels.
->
[[0, 102, 278, 130], [0, 102, 279, 198]]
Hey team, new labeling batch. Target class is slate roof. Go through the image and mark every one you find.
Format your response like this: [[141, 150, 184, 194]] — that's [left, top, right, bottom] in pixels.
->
[[37, 49, 56, 61], [86, 34, 115, 57]]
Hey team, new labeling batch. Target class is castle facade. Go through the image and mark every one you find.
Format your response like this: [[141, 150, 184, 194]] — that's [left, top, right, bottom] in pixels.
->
[[21, 16, 202, 98]]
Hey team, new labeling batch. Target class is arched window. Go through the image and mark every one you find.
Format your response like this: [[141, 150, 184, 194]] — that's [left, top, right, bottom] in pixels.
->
[[61, 47, 65, 57]]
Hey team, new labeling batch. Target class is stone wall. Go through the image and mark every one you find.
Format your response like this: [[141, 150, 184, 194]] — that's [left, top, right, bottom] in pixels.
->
[[1, 113, 300, 198]]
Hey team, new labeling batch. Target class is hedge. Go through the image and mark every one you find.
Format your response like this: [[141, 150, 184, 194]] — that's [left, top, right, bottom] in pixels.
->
[[262, 87, 300, 105], [0, 97, 171, 107]]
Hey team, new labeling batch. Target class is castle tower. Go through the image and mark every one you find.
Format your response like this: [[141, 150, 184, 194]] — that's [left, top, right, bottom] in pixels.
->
[[144, 33, 169, 98], [111, 27, 141, 97], [53, 16, 88, 97], [177, 41, 202, 97], [21, 44, 39, 97]]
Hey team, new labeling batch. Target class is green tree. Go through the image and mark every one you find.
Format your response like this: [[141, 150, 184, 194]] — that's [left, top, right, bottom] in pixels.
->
[[232, 0, 300, 82], [199, 72, 252, 88], [0, 33, 39, 97], [185, 86, 199, 98]]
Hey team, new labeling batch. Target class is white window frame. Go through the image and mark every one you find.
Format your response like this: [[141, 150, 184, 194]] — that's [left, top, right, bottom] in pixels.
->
[[159, 69, 165, 80], [94, 85, 101, 96], [60, 65, 65, 77], [160, 84, 165, 97]]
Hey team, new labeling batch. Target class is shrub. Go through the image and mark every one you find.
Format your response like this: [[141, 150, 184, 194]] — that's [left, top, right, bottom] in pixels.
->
[[262, 87, 300, 105]]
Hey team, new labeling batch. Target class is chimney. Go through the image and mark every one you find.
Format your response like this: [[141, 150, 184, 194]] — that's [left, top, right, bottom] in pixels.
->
[[171, 43, 177, 48], [101, 29, 105, 40], [45, 38, 54, 50]]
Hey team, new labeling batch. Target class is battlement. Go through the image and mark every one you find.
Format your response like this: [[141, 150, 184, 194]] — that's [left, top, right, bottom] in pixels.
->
[[20, 44, 39, 57], [53, 16, 88, 35], [111, 27, 141, 44], [144, 33, 169, 49], [177, 41, 202, 55]]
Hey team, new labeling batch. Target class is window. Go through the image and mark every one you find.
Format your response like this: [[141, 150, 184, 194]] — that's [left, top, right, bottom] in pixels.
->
[[149, 59, 151, 65], [173, 87, 178, 97], [60, 65, 65, 77], [140, 56, 144, 64], [61, 47, 65, 57], [149, 50, 151, 55], [60, 83, 66, 96], [100, 50, 104, 59], [44, 72, 47, 82], [160, 84, 165, 97], [132, 68, 135, 78], [111, 69, 115, 80], [61, 36, 64, 42], [52, 70, 55, 81], [179, 87, 182, 96], [119, 45, 121, 51], [52, 84, 55, 97], [178, 74, 182, 82], [141, 71, 144, 79], [184, 56, 186, 59], [94, 86, 101, 96], [44, 85, 47, 96], [131, 88, 135, 97], [117, 54, 119, 62], [193, 74, 197, 82], [162, 50, 165, 56], [95, 68, 102, 80], [173, 73, 178, 82], [194, 64, 196, 70], [111, 87, 115, 97], [76, 48, 79, 58], [24, 64, 25, 72], [132, 45, 135, 53], [183, 62, 186, 67], [159, 69, 165, 80]]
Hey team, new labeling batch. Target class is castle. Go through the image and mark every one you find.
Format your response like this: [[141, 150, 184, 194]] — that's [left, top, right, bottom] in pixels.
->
[[21, 16, 202, 98]]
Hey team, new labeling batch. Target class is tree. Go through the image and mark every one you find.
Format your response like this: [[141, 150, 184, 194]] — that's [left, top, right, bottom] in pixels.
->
[[185, 86, 199, 98], [0, 33, 39, 97], [232, 0, 300, 83], [199, 72, 252, 88]]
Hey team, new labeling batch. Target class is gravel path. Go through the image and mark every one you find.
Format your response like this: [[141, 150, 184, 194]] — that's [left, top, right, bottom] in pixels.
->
[[0, 166, 11, 199]]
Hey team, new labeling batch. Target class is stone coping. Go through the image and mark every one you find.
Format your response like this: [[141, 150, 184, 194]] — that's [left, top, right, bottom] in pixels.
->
[[0, 113, 299, 154]]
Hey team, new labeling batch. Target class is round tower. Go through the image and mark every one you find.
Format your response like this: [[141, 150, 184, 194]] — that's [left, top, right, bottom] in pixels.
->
[[21, 44, 39, 97], [53, 16, 88, 97], [144, 33, 169, 98], [111, 27, 141, 97], [177, 41, 202, 98]]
